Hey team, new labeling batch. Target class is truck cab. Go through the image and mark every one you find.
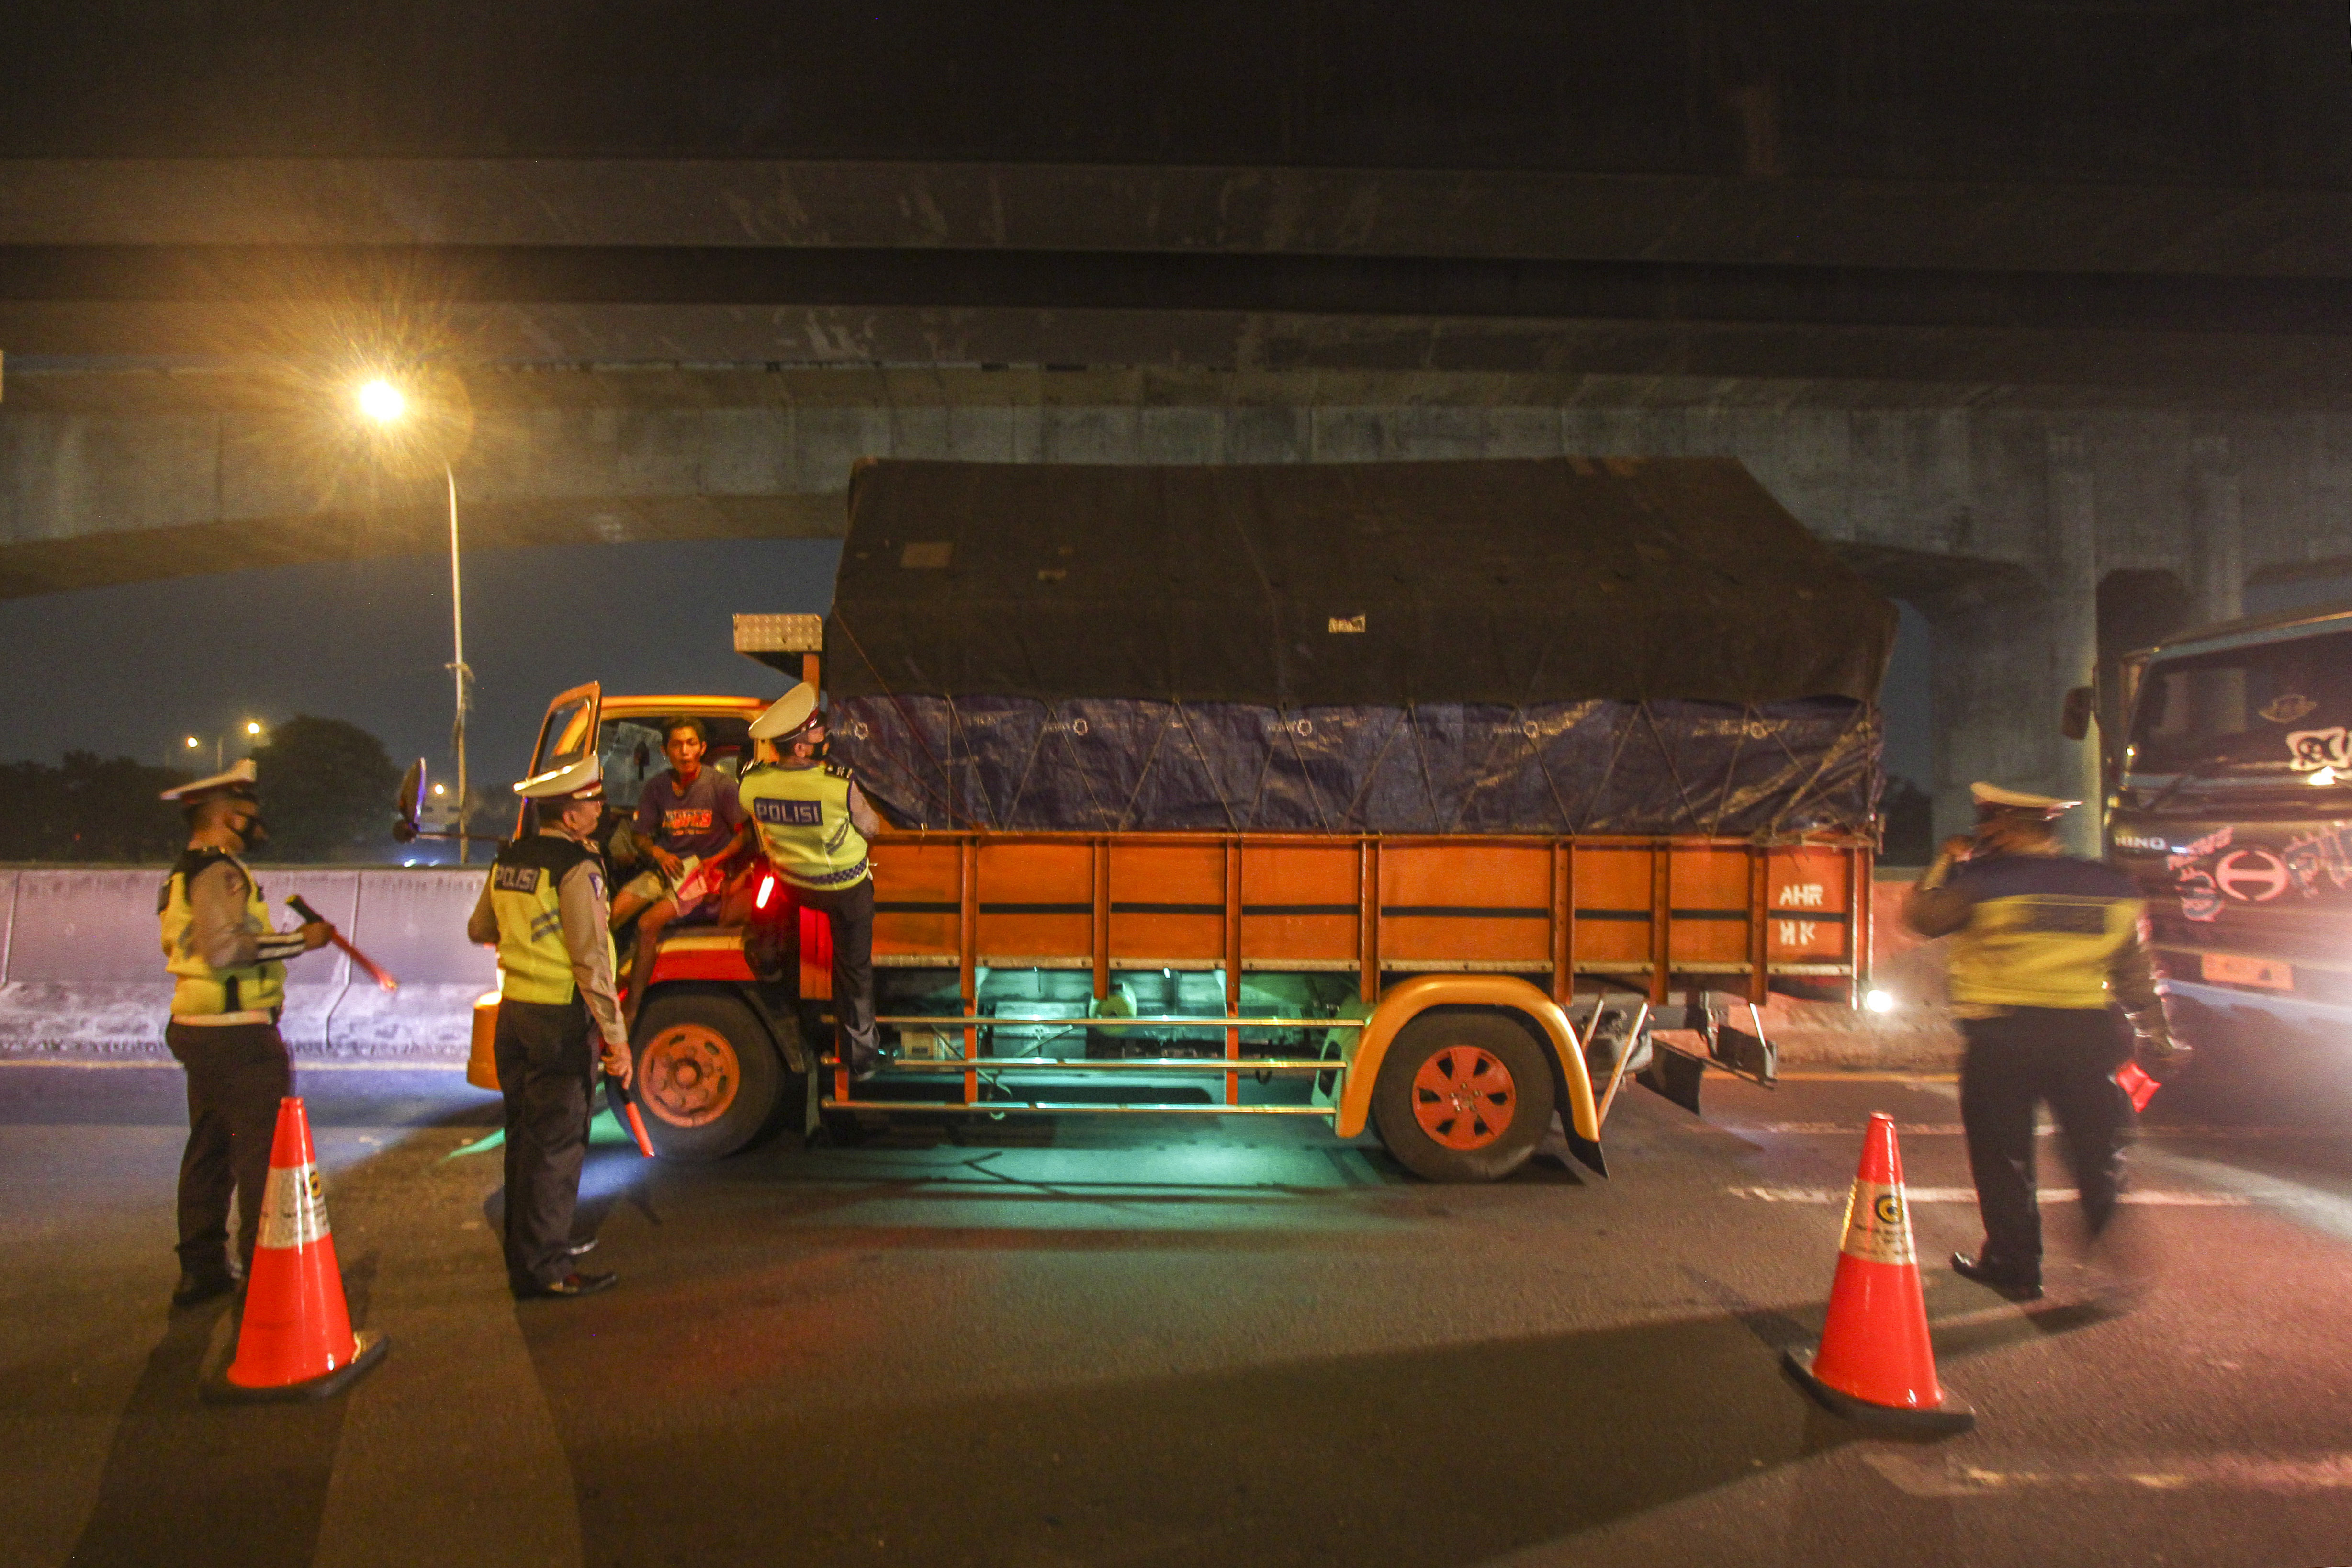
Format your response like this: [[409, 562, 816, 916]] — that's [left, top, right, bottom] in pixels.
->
[[2093, 604, 2352, 1057]]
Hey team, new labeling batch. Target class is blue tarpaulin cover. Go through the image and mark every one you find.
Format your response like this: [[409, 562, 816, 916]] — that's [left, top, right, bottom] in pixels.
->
[[813, 458, 1891, 838]]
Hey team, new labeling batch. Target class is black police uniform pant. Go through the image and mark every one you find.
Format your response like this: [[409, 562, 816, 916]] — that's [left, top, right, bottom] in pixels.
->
[[164, 1019, 292, 1282], [791, 877, 878, 1071], [494, 997, 598, 1293], [1958, 1005, 2133, 1277]]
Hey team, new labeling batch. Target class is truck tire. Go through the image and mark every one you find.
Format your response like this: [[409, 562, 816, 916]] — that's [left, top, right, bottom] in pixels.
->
[[629, 990, 785, 1161], [1371, 1010, 1557, 1183]]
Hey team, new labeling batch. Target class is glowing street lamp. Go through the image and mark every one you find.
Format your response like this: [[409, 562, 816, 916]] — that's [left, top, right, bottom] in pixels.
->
[[357, 378, 406, 424], [183, 723, 264, 771], [357, 375, 474, 862]]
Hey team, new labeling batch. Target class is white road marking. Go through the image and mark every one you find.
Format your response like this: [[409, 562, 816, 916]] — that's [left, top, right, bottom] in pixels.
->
[[1728, 1185, 2250, 1206], [1714, 1121, 2343, 1140], [1867, 1450, 2352, 1497]]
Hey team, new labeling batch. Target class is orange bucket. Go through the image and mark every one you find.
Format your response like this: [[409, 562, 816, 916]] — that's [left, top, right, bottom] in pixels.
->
[[465, 991, 502, 1090]]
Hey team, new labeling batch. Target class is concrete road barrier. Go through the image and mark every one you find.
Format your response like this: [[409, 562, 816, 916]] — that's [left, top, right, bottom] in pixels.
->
[[0, 866, 1960, 1069], [0, 865, 491, 1062]]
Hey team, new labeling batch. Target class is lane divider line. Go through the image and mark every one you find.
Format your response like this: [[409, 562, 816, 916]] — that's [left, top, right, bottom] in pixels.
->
[[1730, 1185, 2251, 1206], [1868, 1450, 2352, 1497]]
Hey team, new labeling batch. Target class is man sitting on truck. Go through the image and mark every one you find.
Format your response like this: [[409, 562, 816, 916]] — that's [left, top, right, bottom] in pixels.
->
[[739, 683, 885, 1080], [610, 716, 749, 1029]]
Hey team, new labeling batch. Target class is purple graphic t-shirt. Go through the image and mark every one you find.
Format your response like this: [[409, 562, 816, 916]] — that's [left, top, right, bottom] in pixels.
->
[[633, 768, 747, 861]]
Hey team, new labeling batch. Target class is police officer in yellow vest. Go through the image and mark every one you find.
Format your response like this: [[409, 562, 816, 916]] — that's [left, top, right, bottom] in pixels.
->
[[741, 683, 885, 1079], [1906, 781, 2191, 1301], [466, 756, 633, 1299], [156, 760, 335, 1308]]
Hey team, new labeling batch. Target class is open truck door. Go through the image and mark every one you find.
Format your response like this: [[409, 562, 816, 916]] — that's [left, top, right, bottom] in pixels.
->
[[521, 681, 601, 836]]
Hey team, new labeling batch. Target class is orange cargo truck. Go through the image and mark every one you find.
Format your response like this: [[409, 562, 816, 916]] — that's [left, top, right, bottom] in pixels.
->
[[477, 458, 1892, 1182]]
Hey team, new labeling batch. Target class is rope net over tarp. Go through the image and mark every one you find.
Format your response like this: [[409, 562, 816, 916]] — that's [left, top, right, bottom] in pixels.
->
[[832, 694, 1878, 836], [816, 457, 1892, 838]]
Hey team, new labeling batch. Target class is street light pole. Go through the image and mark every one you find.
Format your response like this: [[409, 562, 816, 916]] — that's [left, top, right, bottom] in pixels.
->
[[357, 378, 473, 866], [445, 462, 474, 865]]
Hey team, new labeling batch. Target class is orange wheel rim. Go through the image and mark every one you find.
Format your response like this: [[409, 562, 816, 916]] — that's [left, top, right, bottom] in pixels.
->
[[639, 1023, 740, 1128], [1410, 1047, 1516, 1151]]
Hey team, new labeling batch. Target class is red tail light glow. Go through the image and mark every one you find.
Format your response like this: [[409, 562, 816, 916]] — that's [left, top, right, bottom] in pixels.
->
[[754, 873, 776, 911]]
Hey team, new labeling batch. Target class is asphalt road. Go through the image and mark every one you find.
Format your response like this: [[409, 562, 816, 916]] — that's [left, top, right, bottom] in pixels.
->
[[4, 1057, 2351, 1568]]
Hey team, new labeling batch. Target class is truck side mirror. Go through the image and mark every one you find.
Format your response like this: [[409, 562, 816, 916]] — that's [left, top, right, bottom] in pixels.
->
[[393, 759, 427, 843], [2060, 685, 2095, 742]]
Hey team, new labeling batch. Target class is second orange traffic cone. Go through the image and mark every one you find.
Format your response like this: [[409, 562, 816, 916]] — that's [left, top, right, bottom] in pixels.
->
[[203, 1097, 388, 1403], [1782, 1111, 1974, 1433]]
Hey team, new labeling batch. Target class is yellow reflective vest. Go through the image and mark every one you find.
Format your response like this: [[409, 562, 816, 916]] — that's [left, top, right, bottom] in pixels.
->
[[739, 761, 870, 891], [487, 835, 612, 1004], [1944, 854, 2148, 1011], [158, 849, 287, 1019]]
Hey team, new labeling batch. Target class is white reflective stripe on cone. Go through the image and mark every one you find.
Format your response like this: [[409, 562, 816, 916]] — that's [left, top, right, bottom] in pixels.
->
[[1837, 1179, 1916, 1267], [257, 1163, 333, 1251]]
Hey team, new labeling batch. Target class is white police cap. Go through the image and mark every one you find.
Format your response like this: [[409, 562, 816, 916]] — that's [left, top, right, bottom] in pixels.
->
[[160, 757, 259, 804], [749, 682, 821, 741], [1969, 780, 2079, 816], [513, 756, 605, 800]]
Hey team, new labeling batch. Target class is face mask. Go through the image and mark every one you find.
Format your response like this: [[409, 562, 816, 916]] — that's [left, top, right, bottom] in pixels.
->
[[237, 812, 270, 848]]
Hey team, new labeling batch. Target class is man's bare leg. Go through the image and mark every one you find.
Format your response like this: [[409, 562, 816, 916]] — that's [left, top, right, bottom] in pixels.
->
[[624, 897, 678, 1031]]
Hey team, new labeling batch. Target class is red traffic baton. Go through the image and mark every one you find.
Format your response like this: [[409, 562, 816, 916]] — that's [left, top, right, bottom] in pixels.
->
[[607, 1068, 656, 1158], [285, 895, 399, 993]]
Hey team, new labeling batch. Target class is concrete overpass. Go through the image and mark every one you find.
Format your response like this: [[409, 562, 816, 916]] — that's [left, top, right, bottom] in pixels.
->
[[3, 2, 2349, 839]]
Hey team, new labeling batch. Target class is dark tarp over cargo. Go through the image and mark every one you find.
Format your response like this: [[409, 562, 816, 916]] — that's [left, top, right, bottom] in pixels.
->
[[817, 458, 1892, 837]]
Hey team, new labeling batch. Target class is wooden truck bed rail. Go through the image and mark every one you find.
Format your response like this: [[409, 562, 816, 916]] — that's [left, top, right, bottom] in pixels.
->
[[862, 830, 1868, 1008], [798, 830, 1869, 1116]]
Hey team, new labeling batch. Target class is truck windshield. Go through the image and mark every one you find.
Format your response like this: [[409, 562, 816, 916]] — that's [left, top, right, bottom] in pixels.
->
[[596, 716, 756, 812], [2130, 628, 2352, 777]]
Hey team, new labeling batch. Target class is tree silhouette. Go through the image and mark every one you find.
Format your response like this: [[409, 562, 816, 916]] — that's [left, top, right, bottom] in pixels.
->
[[0, 753, 192, 862], [249, 716, 401, 862]]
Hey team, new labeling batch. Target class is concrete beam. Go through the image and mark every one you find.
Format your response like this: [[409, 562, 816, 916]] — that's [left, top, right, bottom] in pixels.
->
[[6, 301, 2349, 402], [4, 160, 2348, 277]]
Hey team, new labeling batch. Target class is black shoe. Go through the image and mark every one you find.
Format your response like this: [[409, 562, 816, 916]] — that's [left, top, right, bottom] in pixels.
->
[[1951, 1251, 2043, 1301], [518, 1270, 617, 1300], [566, 1237, 599, 1257], [170, 1272, 237, 1309]]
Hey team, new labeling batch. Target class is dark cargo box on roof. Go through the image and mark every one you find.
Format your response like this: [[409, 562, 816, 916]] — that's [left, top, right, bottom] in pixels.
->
[[819, 457, 1892, 838]]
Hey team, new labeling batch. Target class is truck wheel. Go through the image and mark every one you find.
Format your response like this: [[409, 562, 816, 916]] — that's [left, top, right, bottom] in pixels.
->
[[1372, 1011, 1557, 1182], [630, 992, 784, 1161]]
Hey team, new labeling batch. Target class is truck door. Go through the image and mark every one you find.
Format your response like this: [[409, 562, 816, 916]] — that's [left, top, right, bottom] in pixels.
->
[[519, 681, 600, 834]]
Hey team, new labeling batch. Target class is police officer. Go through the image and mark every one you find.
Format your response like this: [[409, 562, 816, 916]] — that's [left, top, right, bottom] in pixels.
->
[[740, 683, 884, 1080], [156, 760, 334, 1307], [1905, 781, 2191, 1301], [466, 756, 633, 1299]]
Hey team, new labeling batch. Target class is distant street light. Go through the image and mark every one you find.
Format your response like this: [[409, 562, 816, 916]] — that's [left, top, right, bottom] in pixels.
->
[[358, 375, 474, 863], [182, 722, 265, 771]]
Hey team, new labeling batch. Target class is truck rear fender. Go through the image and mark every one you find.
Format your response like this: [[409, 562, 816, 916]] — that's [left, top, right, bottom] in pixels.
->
[[1334, 974, 1600, 1152]]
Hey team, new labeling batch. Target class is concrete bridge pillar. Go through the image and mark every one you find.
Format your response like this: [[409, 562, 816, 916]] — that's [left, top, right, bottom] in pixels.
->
[[2048, 433, 2104, 855], [2191, 435, 2246, 625]]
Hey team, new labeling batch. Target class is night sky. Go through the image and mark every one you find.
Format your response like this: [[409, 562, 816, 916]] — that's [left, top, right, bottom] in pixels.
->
[[0, 538, 840, 788], [1, 538, 1942, 799]]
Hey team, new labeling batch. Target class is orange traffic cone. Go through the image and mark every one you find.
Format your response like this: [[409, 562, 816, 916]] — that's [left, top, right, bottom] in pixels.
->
[[1782, 1111, 1974, 1433], [203, 1097, 388, 1403]]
